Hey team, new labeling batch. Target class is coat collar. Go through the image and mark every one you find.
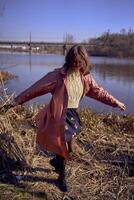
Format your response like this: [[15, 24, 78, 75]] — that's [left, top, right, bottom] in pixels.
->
[[59, 64, 90, 78], [58, 64, 91, 98], [59, 64, 68, 76]]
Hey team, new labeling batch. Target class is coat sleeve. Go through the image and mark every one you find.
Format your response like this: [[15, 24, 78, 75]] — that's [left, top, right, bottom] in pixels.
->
[[86, 74, 118, 107], [14, 70, 58, 105]]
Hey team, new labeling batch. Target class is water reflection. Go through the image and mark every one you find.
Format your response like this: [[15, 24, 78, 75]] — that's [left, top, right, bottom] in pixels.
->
[[93, 63, 134, 83], [0, 52, 134, 114]]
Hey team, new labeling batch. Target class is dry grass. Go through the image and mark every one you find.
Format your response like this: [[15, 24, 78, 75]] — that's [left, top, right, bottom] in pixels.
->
[[0, 70, 17, 82], [0, 93, 134, 199]]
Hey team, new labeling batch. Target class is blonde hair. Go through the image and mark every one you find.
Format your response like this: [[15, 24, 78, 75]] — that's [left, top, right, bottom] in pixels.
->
[[65, 45, 91, 74]]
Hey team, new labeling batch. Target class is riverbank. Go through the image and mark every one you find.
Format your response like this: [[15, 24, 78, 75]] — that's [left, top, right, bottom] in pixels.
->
[[0, 102, 134, 199], [0, 70, 17, 82]]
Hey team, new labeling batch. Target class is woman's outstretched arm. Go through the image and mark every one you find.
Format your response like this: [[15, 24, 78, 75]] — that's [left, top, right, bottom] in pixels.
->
[[14, 70, 59, 105], [86, 74, 126, 111]]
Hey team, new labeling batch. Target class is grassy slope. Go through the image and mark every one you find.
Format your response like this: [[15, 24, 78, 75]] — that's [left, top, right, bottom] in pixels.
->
[[0, 105, 134, 200]]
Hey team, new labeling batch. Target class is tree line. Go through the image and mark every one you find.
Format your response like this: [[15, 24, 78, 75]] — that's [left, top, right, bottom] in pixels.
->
[[87, 29, 134, 58]]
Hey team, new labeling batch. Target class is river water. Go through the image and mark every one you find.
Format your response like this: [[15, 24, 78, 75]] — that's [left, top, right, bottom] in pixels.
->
[[0, 52, 134, 114]]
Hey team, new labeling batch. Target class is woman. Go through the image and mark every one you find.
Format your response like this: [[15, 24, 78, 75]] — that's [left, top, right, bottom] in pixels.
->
[[7, 45, 126, 192]]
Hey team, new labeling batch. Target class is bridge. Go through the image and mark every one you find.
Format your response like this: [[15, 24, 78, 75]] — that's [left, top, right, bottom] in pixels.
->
[[0, 41, 92, 47], [0, 41, 97, 55]]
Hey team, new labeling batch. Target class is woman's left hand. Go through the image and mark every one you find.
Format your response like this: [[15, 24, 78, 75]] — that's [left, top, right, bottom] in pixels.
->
[[116, 101, 126, 111]]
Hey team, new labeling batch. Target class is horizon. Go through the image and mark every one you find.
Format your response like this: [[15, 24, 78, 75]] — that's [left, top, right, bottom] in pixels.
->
[[0, 28, 133, 42]]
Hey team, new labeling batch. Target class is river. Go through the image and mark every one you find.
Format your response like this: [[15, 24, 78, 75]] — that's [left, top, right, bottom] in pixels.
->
[[0, 51, 134, 114]]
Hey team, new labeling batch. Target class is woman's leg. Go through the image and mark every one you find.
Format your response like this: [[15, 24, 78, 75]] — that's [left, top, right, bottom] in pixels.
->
[[49, 154, 60, 172], [67, 139, 73, 153], [57, 155, 68, 192], [50, 154, 68, 192]]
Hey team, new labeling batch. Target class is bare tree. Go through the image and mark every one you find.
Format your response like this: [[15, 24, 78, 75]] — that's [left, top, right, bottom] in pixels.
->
[[63, 33, 75, 43]]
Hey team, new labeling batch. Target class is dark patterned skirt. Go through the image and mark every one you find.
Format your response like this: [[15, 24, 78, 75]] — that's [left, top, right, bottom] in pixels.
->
[[65, 108, 82, 142]]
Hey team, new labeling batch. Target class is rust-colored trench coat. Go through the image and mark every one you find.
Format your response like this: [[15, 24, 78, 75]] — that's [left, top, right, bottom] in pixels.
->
[[15, 66, 118, 159]]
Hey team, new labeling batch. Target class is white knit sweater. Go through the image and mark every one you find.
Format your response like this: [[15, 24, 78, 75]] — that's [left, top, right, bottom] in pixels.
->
[[66, 70, 83, 108]]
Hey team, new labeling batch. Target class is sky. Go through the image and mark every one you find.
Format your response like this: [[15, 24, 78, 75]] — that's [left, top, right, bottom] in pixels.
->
[[0, 0, 134, 42]]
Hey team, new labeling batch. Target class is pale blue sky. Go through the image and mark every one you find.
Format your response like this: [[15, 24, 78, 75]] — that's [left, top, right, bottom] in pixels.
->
[[0, 0, 134, 42]]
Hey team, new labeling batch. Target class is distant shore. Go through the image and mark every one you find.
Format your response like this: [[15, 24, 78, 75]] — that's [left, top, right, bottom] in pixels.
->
[[1, 48, 134, 58], [1, 30, 134, 58]]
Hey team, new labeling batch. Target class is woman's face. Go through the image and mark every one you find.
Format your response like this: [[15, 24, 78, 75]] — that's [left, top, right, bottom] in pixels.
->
[[70, 56, 85, 72]]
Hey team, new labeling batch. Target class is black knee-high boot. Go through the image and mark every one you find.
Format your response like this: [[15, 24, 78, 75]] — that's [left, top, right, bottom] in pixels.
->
[[57, 156, 68, 192], [49, 154, 61, 172], [67, 139, 73, 153]]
